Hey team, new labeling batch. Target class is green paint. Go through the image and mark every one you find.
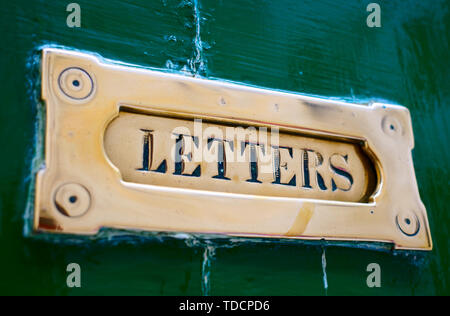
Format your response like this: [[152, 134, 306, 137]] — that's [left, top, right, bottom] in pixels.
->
[[0, 0, 448, 295]]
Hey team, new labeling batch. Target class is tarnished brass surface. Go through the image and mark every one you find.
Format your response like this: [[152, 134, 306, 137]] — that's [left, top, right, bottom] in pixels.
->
[[34, 48, 432, 250]]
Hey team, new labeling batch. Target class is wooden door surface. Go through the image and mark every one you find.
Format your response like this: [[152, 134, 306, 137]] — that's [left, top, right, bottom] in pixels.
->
[[0, 0, 448, 295]]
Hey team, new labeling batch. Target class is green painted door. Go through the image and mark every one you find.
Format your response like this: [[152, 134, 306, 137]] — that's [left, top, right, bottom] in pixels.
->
[[0, 0, 448, 295]]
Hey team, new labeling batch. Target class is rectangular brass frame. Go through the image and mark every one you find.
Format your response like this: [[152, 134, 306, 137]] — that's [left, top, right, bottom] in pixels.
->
[[34, 48, 432, 250]]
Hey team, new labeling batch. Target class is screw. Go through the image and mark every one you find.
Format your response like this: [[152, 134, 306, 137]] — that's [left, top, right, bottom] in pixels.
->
[[58, 67, 94, 100], [382, 116, 402, 136], [395, 211, 420, 237], [54, 183, 91, 217]]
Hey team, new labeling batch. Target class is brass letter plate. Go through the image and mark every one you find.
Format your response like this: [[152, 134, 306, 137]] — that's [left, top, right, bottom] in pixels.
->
[[34, 48, 432, 250]]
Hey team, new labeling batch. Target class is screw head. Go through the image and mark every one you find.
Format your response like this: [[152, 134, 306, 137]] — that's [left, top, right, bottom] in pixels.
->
[[382, 116, 402, 136], [58, 67, 94, 100], [54, 183, 91, 217], [396, 210, 420, 237]]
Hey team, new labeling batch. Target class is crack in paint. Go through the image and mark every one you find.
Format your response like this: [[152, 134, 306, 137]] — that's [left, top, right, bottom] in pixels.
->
[[322, 246, 329, 295], [201, 244, 216, 296], [189, 0, 207, 77]]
